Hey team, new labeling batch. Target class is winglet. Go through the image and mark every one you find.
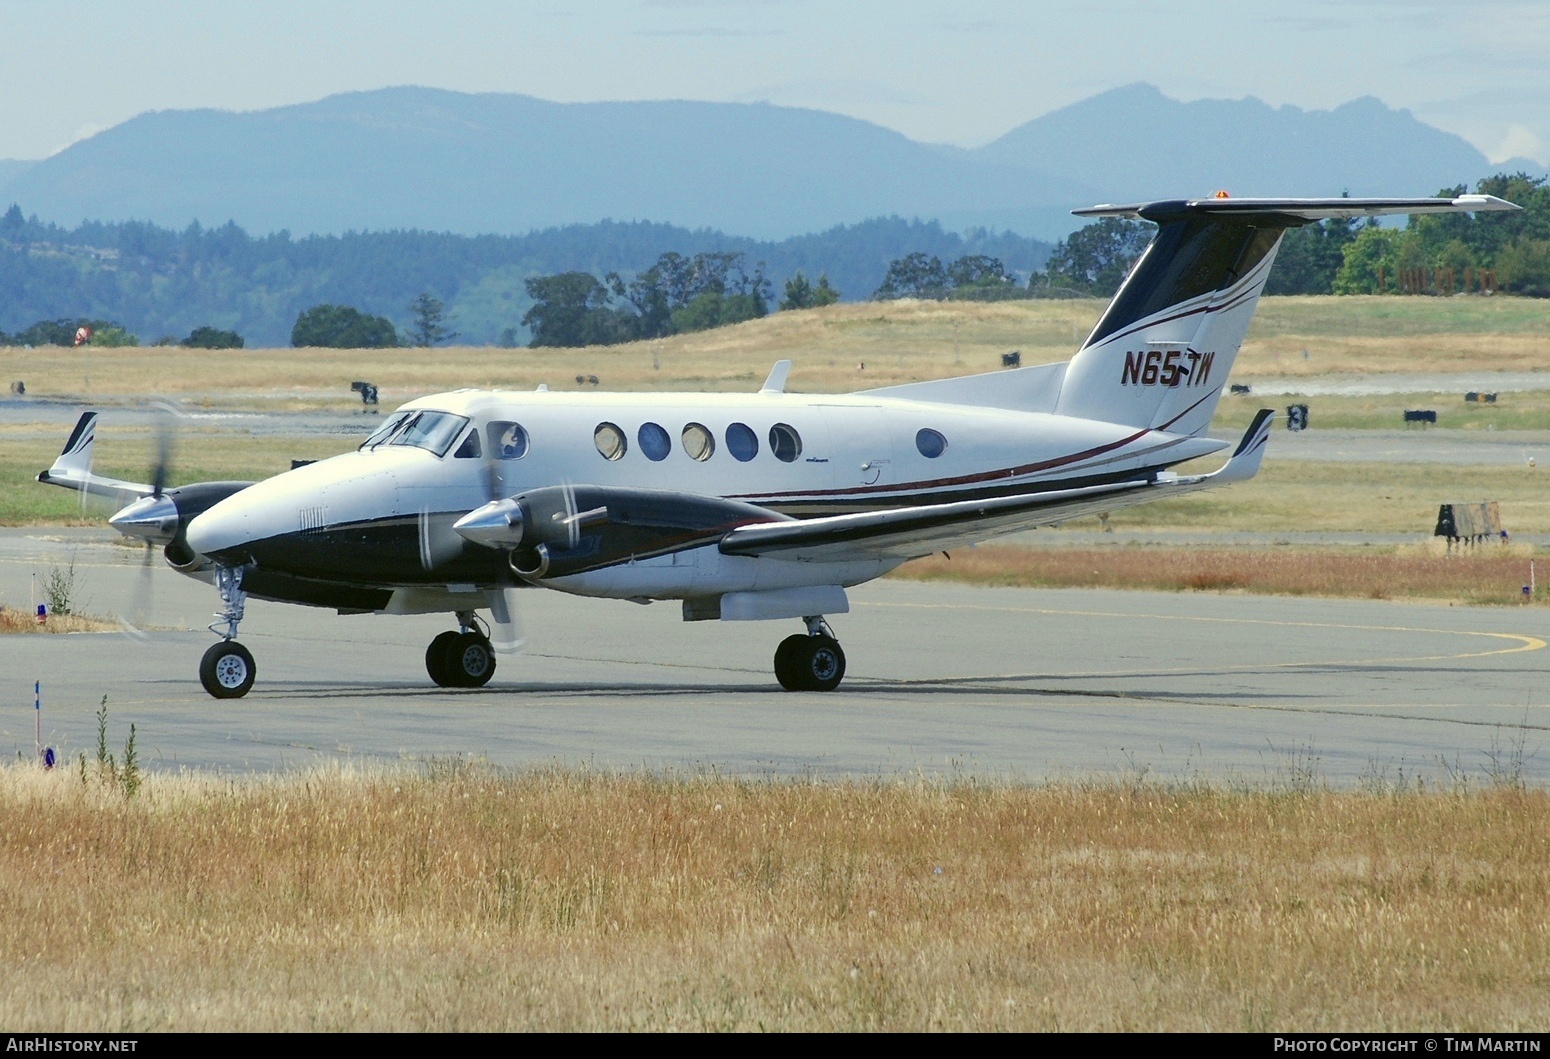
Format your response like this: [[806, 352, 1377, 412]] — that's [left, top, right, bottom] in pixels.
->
[[1209, 408, 1275, 485], [36, 410, 154, 501], [760, 360, 791, 394], [37, 411, 98, 486]]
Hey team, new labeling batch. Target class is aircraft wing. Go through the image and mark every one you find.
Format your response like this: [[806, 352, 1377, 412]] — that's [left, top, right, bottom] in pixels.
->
[[35, 411, 156, 503], [720, 409, 1274, 563]]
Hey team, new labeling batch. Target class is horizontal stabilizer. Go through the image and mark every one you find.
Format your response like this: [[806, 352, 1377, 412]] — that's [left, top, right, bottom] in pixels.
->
[[1074, 194, 1520, 224]]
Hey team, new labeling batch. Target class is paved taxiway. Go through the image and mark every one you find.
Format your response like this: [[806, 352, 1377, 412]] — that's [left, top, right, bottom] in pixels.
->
[[3, 528, 1547, 786]]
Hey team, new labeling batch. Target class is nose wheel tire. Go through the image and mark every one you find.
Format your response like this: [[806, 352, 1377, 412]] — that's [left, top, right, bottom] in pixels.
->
[[436, 630, 496, 688], [426, 631, 461, 686], [200, 640, 256, 699], [774, 634, 846, 692]]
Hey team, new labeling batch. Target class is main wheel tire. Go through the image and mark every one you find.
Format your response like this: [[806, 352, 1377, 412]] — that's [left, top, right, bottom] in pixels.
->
[[426, 631, 461, 687], [774, 634, 811, 691], [443, 631, 496, 688], [200, 640, 256, 699], [800, 636, 846, 692]]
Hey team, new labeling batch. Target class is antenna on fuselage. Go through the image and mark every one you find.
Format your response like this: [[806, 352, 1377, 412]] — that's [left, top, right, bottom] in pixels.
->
[[760, 360, 791, 394]]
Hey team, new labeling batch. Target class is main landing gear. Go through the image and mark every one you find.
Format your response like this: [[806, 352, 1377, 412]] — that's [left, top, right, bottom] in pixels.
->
[[425, 611, 497, 688], [774, 616, 846, 692], [200, 565, 255, 699]]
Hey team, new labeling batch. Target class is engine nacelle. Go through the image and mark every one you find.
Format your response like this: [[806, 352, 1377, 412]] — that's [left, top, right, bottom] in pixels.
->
[[456, 485, 787, 580]]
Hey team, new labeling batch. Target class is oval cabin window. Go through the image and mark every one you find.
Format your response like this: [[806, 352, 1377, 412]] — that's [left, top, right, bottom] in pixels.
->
[[594, 422, 627, 461], [638, 422, 671, 462], [915, 428, 948, 459], [726, 422, 758, 462], [769, 423, 802, 463], [682, 422, 715, 461]]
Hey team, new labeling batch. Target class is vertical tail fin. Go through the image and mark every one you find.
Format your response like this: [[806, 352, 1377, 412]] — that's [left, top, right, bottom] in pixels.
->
[[1052, 194, 1520, 436], [1054, 207, 1286, 435]]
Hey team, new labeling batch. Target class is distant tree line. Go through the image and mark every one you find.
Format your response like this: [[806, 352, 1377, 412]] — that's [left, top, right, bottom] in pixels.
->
[[0, 314, 243, 349], [0, 204, 1051, 346], [868, 173, 1550, 302], [523, 252, 774, 347], [872, 221, 1156, 302], [1293, 173, 1550, 297]]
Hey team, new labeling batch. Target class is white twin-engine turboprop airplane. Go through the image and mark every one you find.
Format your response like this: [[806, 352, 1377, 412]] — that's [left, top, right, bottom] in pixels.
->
[[39, 194, 1518, 698]]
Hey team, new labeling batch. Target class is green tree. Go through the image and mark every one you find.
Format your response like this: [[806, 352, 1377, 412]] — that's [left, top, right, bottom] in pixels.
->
[[522, 272, 629, 348], [874, 252, 949, 299], [8, 318, 132, 346], [780, 271, 840, 310], [946, 254, 1023, 301], [407, 291, 458, 347], [810, 273, 839, 307], [1498, 237, 1550, 296], [608, 251, 770, 338], [1041, 218, 1154, 295], [780, 271, 814, 310], [1331, 227, 1403, 294], [183, 325, 244, 349], [1265, 217, 1362, 295], [291, 304, 399, 348]]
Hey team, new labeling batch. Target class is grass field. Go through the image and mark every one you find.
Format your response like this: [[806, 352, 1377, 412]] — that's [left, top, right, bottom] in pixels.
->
[[4, 295, 1549, 408], [905, 542, 1547, 604], [2, 762, 1545, 1031]]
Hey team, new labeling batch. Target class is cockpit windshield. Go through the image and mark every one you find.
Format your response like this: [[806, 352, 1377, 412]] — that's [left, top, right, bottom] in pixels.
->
[[359, 411, 412, 450], [387, 411, 471, 457], [359, 410, 470, 457]]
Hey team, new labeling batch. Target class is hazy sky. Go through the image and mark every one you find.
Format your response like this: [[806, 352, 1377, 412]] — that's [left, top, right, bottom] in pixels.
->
[[3, 0, 1547, 164]]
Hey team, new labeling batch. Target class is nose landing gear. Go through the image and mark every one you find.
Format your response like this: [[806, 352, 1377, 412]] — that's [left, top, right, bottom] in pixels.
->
[[774, 615, 846, 692], [200, 565, 255, 699], [426, 611, 497, 688]]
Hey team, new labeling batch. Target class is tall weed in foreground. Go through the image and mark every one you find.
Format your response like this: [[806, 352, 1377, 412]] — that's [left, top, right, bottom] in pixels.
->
[[79, 696, 140, 799]]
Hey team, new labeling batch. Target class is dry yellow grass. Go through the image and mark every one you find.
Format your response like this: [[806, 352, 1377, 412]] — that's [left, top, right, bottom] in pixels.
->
[[902, 543, 1548, 604], [6, 295, 1548, 408], [1, 763, 1545, 1031], [0, 604, 118, 633]]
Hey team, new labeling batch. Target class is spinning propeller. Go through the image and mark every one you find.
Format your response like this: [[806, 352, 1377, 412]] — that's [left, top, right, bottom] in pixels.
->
[[418, 401, 534, 653], [103, 403, 182, 637]]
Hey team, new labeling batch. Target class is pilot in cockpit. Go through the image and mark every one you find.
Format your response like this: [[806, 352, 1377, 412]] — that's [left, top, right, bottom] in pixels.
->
[[499, 426, 522, 458]]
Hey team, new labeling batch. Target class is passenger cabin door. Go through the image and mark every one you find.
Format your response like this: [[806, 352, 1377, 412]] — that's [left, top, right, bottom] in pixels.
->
[[816, 404, 894, 492]]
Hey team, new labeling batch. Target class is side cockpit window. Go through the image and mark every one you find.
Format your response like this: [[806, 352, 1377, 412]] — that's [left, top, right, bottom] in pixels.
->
[[487, 421, 530, 460]]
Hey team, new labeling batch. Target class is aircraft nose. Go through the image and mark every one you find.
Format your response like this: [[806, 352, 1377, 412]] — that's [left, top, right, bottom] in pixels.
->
[[184, 500, 248, 560], [109, 494, 179, 543]]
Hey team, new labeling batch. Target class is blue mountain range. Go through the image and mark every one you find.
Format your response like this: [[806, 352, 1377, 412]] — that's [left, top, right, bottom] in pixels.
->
[[1, 83, 1534, 241]]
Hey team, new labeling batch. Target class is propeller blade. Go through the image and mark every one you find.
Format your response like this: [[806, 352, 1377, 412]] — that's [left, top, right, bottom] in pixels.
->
[[117, 541, 157, 641], [148, 402, 179, 499]]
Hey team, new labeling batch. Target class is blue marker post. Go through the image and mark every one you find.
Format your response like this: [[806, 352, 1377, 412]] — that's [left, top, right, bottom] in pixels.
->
[[35, 680, 53, 769]]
